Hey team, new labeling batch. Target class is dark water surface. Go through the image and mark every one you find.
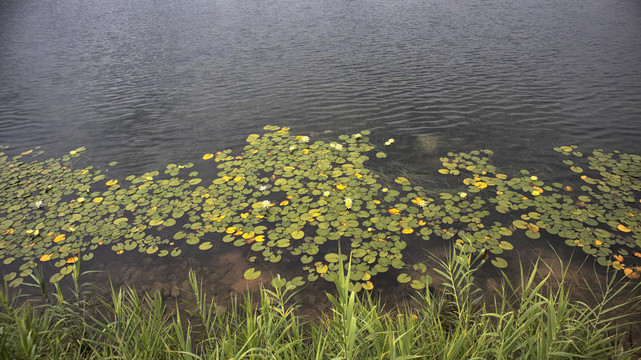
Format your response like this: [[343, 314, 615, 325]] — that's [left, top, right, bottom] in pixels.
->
[[1, 0, 641, 315]]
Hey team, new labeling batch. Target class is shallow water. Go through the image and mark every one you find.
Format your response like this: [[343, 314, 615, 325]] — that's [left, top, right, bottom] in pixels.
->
[[1, 0, 641, 330]]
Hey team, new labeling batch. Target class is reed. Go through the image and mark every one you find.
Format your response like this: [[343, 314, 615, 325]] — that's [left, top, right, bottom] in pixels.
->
[[1, 244, 639, 359]]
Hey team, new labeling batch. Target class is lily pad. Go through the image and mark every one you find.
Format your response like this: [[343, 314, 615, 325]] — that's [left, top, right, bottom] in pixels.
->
[[243, 268, 261, 280]]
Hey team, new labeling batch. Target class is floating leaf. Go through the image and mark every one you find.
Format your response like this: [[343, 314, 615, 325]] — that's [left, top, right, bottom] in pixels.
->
[[617, 224, 632, 232], [324, 253, 342, 263], [397, 273, 411, 284], [491, 257, 508, 268], [243, 268, 261, 280]]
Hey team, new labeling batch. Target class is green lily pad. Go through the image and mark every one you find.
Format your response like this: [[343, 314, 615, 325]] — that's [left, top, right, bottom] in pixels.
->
[[397, 273, 411, 284], [491, 257, 508, 268], [410, 280, 425, 290], [243, 268, 261, 280]]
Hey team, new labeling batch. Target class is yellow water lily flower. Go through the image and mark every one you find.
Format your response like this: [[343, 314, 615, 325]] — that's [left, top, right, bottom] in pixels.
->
[[203, 153, 214, 160], [93, 197, 103, 203], [39, 254, 52, 262], [412, 197, 427, 208], [106, 179, 118, 186], [388, 208, 400, 215], [316, 264, 328, 274], [336, 184, 346, 190]]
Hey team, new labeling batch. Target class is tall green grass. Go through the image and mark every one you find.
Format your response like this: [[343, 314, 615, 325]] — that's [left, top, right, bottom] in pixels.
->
[[1, 245, 639, 359]]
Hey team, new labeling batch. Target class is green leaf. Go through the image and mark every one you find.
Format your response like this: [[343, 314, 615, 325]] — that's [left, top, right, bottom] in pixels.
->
[[491, 257, 508, 268], [243, 268, 261, 280], [397, 273, 411, 284]]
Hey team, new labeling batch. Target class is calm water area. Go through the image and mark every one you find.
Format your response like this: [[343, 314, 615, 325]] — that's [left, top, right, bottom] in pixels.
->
[[1, 0, 641, 321]]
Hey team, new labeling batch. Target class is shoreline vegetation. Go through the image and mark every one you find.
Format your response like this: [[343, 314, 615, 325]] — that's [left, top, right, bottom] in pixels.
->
[[1, 245, 640, 359], [1, 126, 641, 357]]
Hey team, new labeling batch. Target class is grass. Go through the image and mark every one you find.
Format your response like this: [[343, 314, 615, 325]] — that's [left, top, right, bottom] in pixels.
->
[[1, 244, 640, 359]]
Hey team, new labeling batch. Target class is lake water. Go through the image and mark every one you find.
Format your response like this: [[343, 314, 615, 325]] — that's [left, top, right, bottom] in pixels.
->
[[1, 0, 641, 317]]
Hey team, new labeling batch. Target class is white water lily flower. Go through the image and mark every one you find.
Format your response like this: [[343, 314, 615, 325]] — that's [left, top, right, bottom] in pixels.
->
[[323, 191, 330, 197], [289, 145, 297, 151], [299, 136, 310, 143], [459, 192, 467, 198], [259, 185, 267, 192], [344, 198, 353, 209], [35, 200, 43, 208], [530, 175, 538, 181], [382, 188, 388, 192], [261, 200, 272, 208]]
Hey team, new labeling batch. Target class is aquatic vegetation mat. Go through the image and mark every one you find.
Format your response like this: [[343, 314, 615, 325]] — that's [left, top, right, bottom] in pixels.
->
[[1, 126, 640, 289]]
